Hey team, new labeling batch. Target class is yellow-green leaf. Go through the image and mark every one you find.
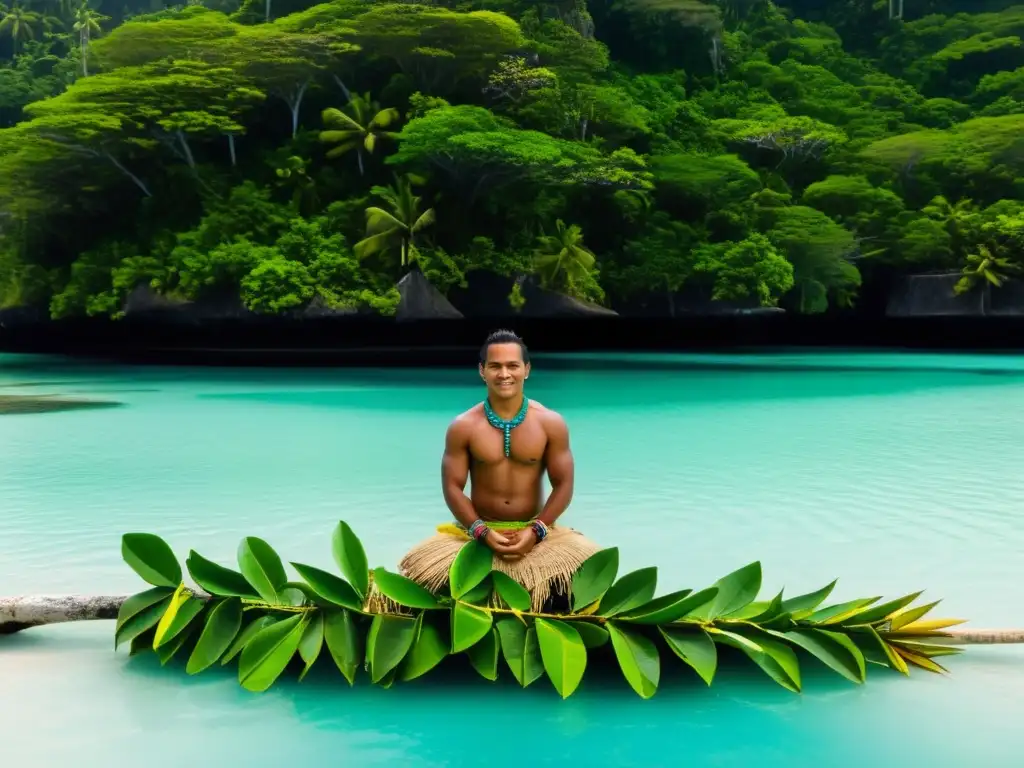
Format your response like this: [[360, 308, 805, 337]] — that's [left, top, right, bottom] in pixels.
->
[[298, 611, 325, 681], [659, 626, 717, 685], [121, 532, 181, 588], [888, 600, 942, 630], [153, 585, 204, 649], [185, 597, 242, 675], [726, 628, 802, 693], [449, 540, 493, 600], [805, 597, 880, 624], [535, 618, 587, 698], [324, 609, 362, 685], [238, 614, 306, 692], [237, 537, 288, 605], [894, 646, 949, 674], [596, 567, 658, 617], [467, 626, 501, 681], [839, 592, 924, 626], [451, 601, 493, 653], [571, 547, 619, 612], [333, 520, 369, 599], [607, 622, 660, 699]]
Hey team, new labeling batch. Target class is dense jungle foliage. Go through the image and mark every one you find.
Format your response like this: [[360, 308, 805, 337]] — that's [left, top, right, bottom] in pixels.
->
[[1, 0, 1023, 319]]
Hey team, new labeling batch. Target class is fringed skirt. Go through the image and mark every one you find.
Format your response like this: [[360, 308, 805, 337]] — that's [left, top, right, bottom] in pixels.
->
[[389, 523, 601, 613]]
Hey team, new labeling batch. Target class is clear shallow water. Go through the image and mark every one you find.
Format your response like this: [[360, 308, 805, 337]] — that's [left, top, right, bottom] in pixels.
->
[[2, 351, 1024, 767]]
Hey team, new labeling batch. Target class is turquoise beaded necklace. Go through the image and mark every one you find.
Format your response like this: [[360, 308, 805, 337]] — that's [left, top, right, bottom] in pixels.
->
[[484, 397, 529, 457]]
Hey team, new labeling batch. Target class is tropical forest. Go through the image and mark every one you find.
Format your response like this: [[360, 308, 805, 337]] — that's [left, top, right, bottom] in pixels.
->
[[1, 0, 1023, 320]]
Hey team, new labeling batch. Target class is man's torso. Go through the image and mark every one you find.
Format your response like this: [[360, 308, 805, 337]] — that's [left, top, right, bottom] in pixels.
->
[[465, 401, 549, 522]]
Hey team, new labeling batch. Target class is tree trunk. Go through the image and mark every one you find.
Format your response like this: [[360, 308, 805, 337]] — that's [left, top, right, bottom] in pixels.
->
[[3, 595, 1024, 644]]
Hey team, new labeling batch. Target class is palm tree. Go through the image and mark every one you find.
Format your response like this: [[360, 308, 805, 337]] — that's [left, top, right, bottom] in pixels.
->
[[954, 245, 1019, 314], [0, 4, 40, 54], [319, 93, 401, 177], [353, 175, 436, 272], [72, 3, 109, 77], [533, 219, 597, 294]]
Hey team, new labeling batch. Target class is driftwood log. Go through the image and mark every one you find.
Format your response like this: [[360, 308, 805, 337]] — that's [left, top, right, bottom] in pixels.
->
[[2, 594, 1024, 644]]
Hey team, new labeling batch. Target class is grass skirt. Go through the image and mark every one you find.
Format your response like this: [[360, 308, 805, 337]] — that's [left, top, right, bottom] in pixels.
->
[[387, 523, 601, 613]]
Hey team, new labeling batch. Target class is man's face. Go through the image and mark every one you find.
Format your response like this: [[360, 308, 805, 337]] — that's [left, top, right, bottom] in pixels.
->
[[479, 343, 530, 400]]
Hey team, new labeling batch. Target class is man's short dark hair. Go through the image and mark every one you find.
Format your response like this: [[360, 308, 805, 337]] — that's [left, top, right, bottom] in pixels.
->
[[479, 329, 530, 365]]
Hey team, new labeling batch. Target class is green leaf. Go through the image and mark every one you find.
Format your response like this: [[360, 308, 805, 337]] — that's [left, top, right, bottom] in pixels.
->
[[691, 561, 762, 621], [535, 618, 587, 698], [238, 614, 306, 693], [116, 587, 174, 633], [839, 592, 925, 626], [742, 590, 786, 622], [156, 623, 196, 666], [237, 537, 288, 605], [291, 562, 363, 611], [491, 571, 531, 612], [775, 628, 866, 684], [372, 568, 440, 609], [121, 533, 181, 588], [781, 579, 837, 615], [571, 547, 619, 611], [607, 622, 660, 699], [399, 618, 448, 682], [804, 597, 880, 624], [114, 595, 172, 650], [449, 540, 493, 599], [658, 626, 717, 685], [852, 626, 909, 675], [460, 575, 493, 605], [451, 601, 494, 653], [333, 521, 369, 599], [324, 609, 362, 685], [596, 567, 658, 617], [726, 628, 802, 693], [367, 614, 418, 683], [153, 589, 205, 650], [297, 612, 325, 681], [222, 616, 278, 665], [186, 551, 260, 599], [573, 621, 610, 649], [496, 618, 545, 687], [129, 629, 155, 656], [280, 586, 309, 607], [467, 627, 501, 681], [618, 587, 718, 625], [185, 598, 243, 675]]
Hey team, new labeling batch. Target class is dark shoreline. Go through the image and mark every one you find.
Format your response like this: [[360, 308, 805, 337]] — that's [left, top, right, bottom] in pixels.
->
[[3, 315, 1024, 367]]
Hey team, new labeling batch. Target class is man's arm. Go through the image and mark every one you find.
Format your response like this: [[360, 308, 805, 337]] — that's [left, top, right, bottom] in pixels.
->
[[441, 419, 479, 529], [537, 412, 574, 528]]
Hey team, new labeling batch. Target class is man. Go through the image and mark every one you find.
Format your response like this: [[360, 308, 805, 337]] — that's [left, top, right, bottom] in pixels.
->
[[397, 329, 600, 612]]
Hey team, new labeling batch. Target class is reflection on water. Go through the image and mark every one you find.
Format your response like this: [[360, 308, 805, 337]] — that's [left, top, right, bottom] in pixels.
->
[[1, 353, 1024, 766]]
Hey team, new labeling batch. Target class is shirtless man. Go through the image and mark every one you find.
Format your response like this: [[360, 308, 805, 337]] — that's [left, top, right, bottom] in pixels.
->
[[441, 329, 573, 560]]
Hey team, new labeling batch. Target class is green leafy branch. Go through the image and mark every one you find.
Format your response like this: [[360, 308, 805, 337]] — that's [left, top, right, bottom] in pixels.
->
[[116, 521, 967, 698]]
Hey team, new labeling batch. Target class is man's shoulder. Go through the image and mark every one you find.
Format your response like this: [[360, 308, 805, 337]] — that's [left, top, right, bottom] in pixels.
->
[[530, 401, 567, 431], [448, 404, 485, 431]]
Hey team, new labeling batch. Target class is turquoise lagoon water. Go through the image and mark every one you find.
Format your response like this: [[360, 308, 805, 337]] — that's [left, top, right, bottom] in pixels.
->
[[2, 351, 1024, 767]]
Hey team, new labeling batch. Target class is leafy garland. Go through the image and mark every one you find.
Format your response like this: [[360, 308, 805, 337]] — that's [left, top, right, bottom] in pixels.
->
[[115, 521, 966, 697]]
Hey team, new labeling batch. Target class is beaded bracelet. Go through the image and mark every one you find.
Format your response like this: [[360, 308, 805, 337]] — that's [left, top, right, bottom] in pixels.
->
[[530, 520, 548, 542], [468, 520, 490, 541]]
